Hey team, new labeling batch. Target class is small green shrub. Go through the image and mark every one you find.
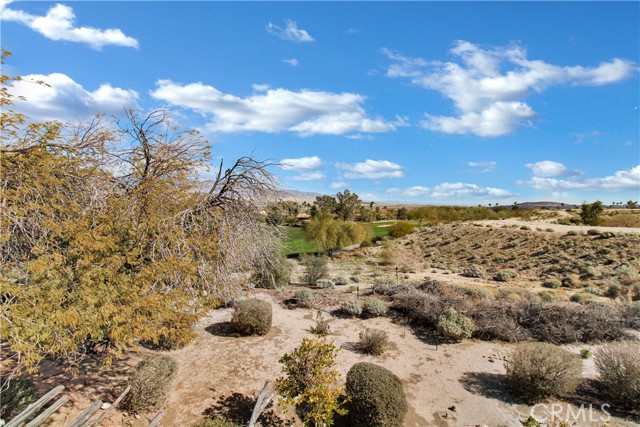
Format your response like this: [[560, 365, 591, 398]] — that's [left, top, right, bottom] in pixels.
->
[[570, 292, 596, 304], [585, 285, 603, 296], [315, 278, 335, 289], [294, 289, 314, 307], [580, 349, 592, 359], [362, 297, 388, 317], [566, 230, 578, 236], [334, 276, 348, 286], [462, 265, 485, 278], [595, 341, 640, 409], [198, 418, 238, 427], [346, 362, 407, 427], [388, 221, 414, 238], [0, 378, 39, 420], [341, 299, 363, 317], [232, 298, 272, 336], [506, 342, 582, 403], [123, 355, 178, 412], [543, 277, 562, 289], [358, 329, 389, 355], [437, 307, 475, 341], [606, 283, 621, 299], [520, 225, 531, 231], [538, 290, 561, 302], [302, 254, 329, 284], [310, 310, 330, 336], [587, 228, 602, 236], [495, 269, 518, 282]]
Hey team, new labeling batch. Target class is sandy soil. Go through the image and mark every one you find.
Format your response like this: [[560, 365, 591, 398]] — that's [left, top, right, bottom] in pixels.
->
[[473, 217, 640, 235]]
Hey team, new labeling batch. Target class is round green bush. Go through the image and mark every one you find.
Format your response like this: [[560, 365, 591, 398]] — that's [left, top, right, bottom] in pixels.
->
[[437, 307, 475, 341], [595, 341, 640, 409], [388, 221, 414, 238], [232, 298, 272, 336], [294, 289, 314, 307], [0, 378, 39, 420], [346, 362, 407, 427], [543, 277, 561, 289], [494, 269, 518, 282], [506, 342, 582, 403], [315, 278, 335, 289], [362, 297, 388, 317], [462, 265, 485, 278], [123, 355, 178, 413], [341, 299, 363, 317]]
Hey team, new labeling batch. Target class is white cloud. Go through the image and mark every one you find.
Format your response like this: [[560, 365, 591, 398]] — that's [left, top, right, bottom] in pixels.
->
[[386, 182, 513, 199], [283, 59, 299, 67], [252, 84, 270, 92], [267, 20, 314, 43], [525, 160, 581, 177], [468, 161, 497, 172], [280, 156, 322, 171], [519, 165, 640, 191], [330, 181, 348, 189], [385, 41, 636, 137], [335, 159, 405, 179], [10, 72, 139, 121], [292, 172, 326, 181], [0, 0, 138, 49], [151, 80, 397, 136]]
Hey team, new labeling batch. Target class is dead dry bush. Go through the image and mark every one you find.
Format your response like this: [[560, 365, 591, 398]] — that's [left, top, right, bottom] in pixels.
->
[[383, 280, 630, 344]]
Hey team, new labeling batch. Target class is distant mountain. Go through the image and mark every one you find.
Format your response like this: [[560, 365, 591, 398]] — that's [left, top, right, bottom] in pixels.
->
[[514, 201, 577, 209], [281, 189, 323, 202]]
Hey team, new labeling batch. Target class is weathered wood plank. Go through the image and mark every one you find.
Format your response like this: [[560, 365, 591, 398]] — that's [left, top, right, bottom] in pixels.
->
[[86, 386, 131, 427], [68, 400, 102, 427], [146, 411, 163, 427], [247, 381, 273, 427], [24, 395, 70, 427], [6, 385, 65, 427]]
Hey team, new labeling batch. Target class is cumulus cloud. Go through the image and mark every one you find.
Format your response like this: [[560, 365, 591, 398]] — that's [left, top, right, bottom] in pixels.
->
[[150, 80, 397, 136], [267, 20, 314, 42], [283, 59, 299, 67], [10, 72, 139, 121], [280, 156, 322, 171], [525, 160, 581, 177], [519, 165, 640, 191], [384, 41, 636, 137], [0, 0, 138, 49], [468, 161, 497, 172], [335, 159, 405, 179], [387, 182, 513, 199], [330, 181, 348, 189], [292, 172, 326, 181]]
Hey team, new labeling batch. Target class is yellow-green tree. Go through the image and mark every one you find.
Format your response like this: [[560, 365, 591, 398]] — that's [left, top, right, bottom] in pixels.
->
[[0, 51, 282, 380], [276, 337, 347, 426], [305, 211, 373, 255]]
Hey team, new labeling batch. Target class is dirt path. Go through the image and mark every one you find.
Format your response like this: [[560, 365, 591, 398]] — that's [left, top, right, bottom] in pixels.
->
[[472, 218, 640, 234]]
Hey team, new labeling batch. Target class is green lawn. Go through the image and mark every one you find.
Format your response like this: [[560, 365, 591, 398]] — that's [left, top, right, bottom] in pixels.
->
[[283, 221, 403, 256]]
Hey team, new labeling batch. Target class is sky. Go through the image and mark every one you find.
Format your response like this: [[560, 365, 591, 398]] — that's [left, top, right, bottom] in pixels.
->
[[2, 1, 639, 205]]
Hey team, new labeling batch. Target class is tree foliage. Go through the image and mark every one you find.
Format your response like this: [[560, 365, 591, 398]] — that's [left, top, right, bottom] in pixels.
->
[[580, 200, 604, 226], [276, 337, 347, 426], [305, 211, 373, 255], [0, 51, 282, 379]]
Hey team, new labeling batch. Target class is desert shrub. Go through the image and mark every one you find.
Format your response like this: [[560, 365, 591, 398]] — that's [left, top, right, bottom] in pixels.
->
[[378, 240, 398, 266], [570, 292, 596, 304], [437, 307, 475, 341], [506, 342, 582, 403], [580, 349, 592, 359], [123, 355, 178, 412], [625, 302, 640, 329], [561, 276, 577, 288], [585, 285, 603, 296], [494, 269, 518, 282], [460, 287, 491, 300], [546, 228, 554, 232], [341, 299, 363, 317], [334, 276, 348, 286], [470, 301, 531, 342], [199, 418, 237, 427], [0, 378, 39, 420], [346, 362, 407, 427], [358, 329, 389, 355], [388, 221, 414, 238], [310, 310, 330, 336], [294, 289, 314, 307], [595, 341, 640, 408], [587, 228, 602, 236], [462, 265, 485, 278], [362, 297, 388, 317], [520, 225, 531, 231], [276, 337, 346, 426], [566, 230, 578, 236], [252, 249, 291, 288], [605, 283, 621, 299], [315, 279, 335, 289], [538, 290, 561, 302], [302, 254, 329, 285], [543, 277, 562, 289], [232, 298, 272, 336]]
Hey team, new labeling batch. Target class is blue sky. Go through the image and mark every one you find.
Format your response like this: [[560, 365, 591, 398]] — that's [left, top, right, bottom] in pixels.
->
[[3, 1, 639, 205]]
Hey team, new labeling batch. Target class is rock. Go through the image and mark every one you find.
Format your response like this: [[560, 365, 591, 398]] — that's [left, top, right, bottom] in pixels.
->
[[101, 402, 112, 410]]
